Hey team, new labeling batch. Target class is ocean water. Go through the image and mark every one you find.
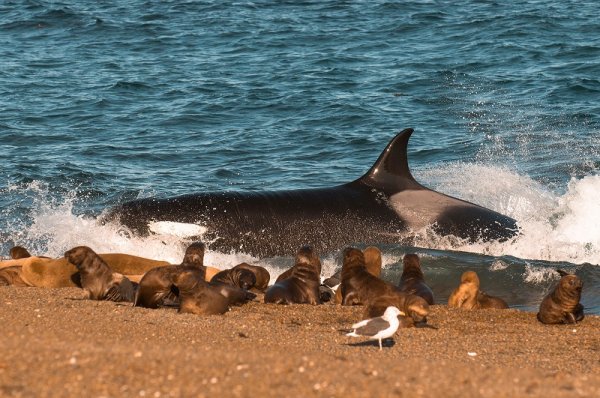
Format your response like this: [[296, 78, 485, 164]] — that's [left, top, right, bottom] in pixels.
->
[[1, 1, 599, 313]]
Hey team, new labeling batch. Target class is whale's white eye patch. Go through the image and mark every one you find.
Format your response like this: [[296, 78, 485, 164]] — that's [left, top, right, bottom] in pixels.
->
[[148, 221, 207, 237]]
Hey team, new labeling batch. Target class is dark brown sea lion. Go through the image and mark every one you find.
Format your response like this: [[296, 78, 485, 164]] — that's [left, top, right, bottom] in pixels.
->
[[210, 267, 257, 291], [233, 263, 270, 292], [264, 246, 322, 305], [397, 254, 434, 305], [537, 269, 584, 324], [0, 266, 30, 287], [340, 247, 430, 326], [173, 269, 230, 315], [364, 292, 430, 327], [9, 246, 32, 259], [448, 271, 508, 309], [339, 247, 395, 306], [134, 242, 207, 309], [64, 246, 135, 302]]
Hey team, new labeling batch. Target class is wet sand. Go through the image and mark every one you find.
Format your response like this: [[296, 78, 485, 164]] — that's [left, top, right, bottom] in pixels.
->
[[0, 287, 599, 397]]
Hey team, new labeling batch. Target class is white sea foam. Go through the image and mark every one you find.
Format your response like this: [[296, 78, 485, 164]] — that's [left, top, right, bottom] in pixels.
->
[[417, 164, 600, 265]]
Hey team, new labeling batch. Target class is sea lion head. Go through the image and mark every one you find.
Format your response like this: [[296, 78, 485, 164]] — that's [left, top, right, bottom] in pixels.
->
[[181, 241, 206, 268], [557, 273, 583, 299], [10, 246, 32, 259], [295, 246, 321, 275], [405, 294, 430, 324], [363, 246, 382, 277], [64, 246, 94, 270], [342, 247, 365, 271], [460, 271, 480, 287], [234, 268, 257, 290]]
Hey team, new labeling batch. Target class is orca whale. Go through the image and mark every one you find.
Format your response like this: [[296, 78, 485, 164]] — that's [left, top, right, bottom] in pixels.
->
[[104, 129, 518, 257]]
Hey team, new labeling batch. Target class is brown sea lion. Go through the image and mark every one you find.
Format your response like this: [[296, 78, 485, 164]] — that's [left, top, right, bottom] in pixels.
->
[[330, 246, 383, 304], [9, 246, 32, 259], [339, 247, 395, 306], [364, 292, 430, 327], [264, 246, 322, 305], [340, 247, 429, 326], [233, 263, 270, 292], [64, 246, 135, 302], [0, 266, 30, 287], [134, 242, 207, 309], [210, 267, 257, 290], [397, 254, 434, 305], [448, 271, 508, 310], [173, 269, 230, 315], [537, 269, 584, 324]]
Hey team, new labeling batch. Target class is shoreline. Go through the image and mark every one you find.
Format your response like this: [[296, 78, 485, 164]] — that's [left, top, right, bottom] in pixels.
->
[[0, 287, 599, 397]]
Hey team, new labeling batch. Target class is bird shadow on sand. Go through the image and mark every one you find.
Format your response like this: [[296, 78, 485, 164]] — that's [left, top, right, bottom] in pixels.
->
[[345, 339, 396, 349]]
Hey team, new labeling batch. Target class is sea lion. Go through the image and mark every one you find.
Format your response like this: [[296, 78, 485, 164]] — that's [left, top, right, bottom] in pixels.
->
[[9, 246, 33, 259], [363, 292, 430, 327], [264, 246, 322, 305], [210, 266, 257, 291], [64, 246, 135, 302], [448, 271, 508, 310], [326, 246, 383, 304], [173, 269, 230, 315], [135, 242, 207, 309], [397, 254, 434, 305], [340, 247, 429, 326], [537, 269, 584, 324], [233, 263, 270, 292], [339, 247, 395, 306], [0, 266, 30, 287]]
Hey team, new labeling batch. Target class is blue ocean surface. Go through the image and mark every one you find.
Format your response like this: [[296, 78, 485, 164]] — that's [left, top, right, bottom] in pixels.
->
[[1, 1, 599, 313]]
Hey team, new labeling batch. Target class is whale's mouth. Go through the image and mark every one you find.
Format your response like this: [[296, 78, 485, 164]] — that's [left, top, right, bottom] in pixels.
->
[[147, 221, 207, 238]]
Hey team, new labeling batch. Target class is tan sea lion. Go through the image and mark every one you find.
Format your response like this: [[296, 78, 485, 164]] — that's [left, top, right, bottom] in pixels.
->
[[397, 254, 434, 305], [0, 266, 30, 287], [135, 242, 207, 309], [210, 267, 257, 290], [64, 246, 135, 302], [363, 246, 382, 277], [537, 269, 584, 324], [448, 271, 508, 309], [264, 246, 322, 305]]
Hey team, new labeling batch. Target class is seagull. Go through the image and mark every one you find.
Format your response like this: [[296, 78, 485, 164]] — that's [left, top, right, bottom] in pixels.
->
[[345, 306, 404, 350]]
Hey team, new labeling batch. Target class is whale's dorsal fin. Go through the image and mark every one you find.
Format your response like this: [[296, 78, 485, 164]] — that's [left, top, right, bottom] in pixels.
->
[[356, 128, 422, 192]]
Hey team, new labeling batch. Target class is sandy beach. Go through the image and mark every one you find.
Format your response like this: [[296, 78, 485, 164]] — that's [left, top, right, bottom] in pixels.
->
[[0, 286, 599, 398]]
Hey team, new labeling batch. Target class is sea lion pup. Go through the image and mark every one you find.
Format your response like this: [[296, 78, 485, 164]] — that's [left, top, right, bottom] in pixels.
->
[[173, 269, 230, 315], [448, 271, 508, 310], [0, 266, 30, 287], [328, 246, 383, 304], [363, 293, 430, 327], [135, 242, 207, 309], [64, 246, 135, 302], [340, 247, 429, 326], [339, 247, 395, 306], [537, 269, 584, 324], [210, 266, 257, 291], [9, 246, 32, 259], [233, 263, 270, 292], [264, 246, 322, 305], [397, 254, 434, 305]]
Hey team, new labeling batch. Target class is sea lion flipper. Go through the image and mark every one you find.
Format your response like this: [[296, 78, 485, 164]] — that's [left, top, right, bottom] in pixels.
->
[[556, 269, 570, 277]]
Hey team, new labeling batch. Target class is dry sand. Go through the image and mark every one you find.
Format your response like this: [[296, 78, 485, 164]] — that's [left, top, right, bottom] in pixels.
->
[[0, 286, 599, 398]]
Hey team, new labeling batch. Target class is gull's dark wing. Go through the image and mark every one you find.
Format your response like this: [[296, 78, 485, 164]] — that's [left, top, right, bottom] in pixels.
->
[[354, 317, 389, 337]]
